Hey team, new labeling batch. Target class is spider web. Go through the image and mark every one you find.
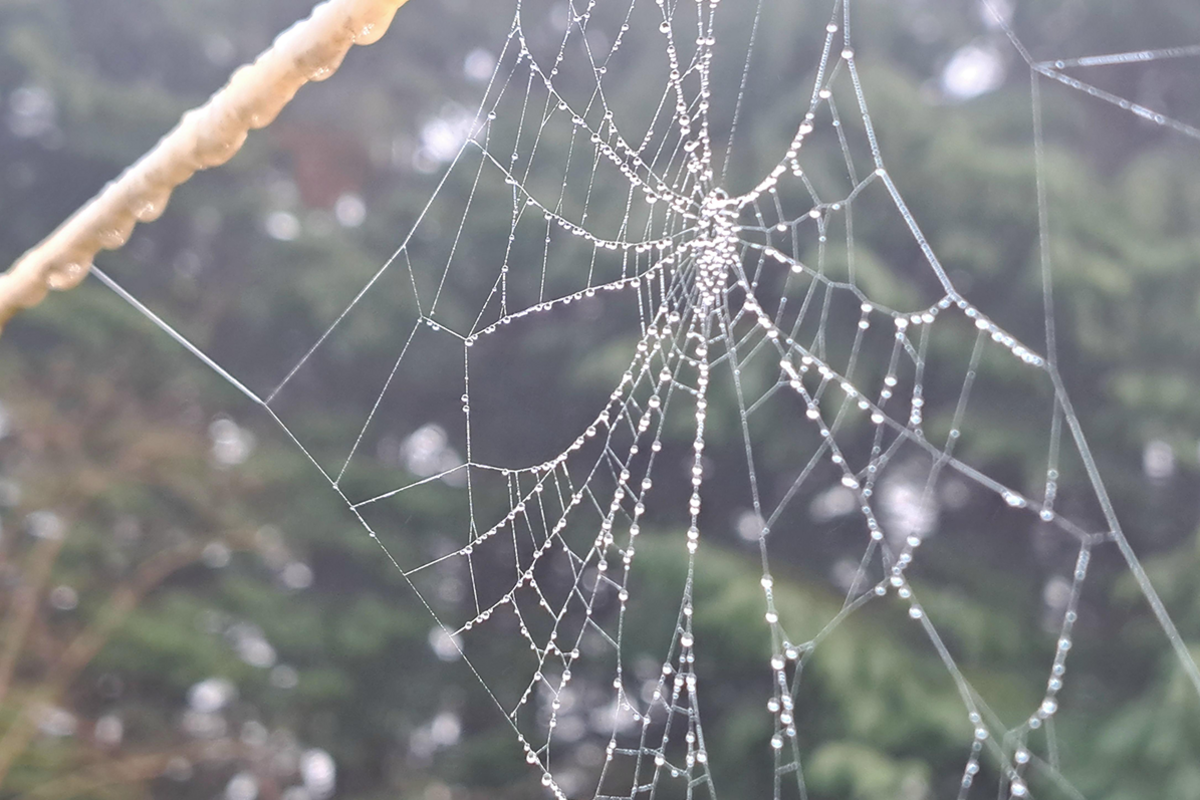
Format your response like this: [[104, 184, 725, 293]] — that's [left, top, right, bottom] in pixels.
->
[[89, 0, 1200, 797]]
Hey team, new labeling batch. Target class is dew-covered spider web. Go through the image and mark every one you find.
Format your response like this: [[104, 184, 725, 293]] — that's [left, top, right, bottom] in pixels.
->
[[88, 0, 1200, 797]]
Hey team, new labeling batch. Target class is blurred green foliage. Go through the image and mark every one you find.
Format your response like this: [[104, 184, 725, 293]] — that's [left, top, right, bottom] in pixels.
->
[[0, 0, 1198, 799]]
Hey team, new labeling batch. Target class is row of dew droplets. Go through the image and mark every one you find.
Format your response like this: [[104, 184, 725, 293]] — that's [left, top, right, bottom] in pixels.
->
[[232, 0, 1200, 797], [718, 2, 1102, 796]]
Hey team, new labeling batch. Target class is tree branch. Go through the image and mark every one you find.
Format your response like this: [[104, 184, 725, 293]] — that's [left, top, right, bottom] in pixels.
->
[[0, 0, 413, 330]]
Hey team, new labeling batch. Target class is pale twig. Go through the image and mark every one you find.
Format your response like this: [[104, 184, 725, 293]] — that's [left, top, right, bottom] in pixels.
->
[[0, 0, 413, 330]]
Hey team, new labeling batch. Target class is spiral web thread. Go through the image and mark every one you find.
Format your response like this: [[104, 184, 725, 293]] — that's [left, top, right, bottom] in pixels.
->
[[92, 0, 1200, 797]]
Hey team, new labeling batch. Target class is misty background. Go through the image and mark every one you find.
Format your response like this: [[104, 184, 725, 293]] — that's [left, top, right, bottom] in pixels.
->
[[0, 0, 1199, 798]]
